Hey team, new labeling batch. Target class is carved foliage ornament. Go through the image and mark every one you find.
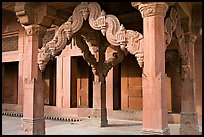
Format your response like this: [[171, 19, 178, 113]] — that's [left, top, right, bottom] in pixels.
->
[[164, 7, 180, 49], [138, 2, 168, 18], [37, 2, 144, 72], [164, 7, 197, 80]]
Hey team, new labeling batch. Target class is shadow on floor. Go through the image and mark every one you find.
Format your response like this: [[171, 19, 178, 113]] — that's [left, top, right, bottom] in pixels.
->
[[107, 123, 142, 127]]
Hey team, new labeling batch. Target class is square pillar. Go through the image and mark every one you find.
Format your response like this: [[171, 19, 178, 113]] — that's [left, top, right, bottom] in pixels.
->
[[56, 57, 63, 108], [63, 56, 71, 108], [132, 2, 170, 135], [18, 27, 25, 106], [21, 25, 46, 135], [92, 75, 101, 116], [180, 32, 199, 135], [106, 68, 114, 111]]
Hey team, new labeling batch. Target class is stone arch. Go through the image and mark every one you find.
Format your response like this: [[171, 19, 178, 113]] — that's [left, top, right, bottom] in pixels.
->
[[37, 2, 144, 73]]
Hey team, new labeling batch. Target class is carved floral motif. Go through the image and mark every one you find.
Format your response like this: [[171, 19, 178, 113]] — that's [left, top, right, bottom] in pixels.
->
[[138, 2, 168, 18]]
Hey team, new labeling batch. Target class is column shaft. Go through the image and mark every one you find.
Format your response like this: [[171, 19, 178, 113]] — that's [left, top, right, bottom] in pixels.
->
[[21, 25, 46, 135], [134, 2, 170, 135]]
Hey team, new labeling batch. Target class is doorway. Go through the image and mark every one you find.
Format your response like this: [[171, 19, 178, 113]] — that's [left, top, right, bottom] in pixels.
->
[[70, 56, 93, 108]]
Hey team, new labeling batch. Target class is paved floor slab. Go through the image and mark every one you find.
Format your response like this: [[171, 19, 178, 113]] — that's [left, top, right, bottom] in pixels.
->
[[2, 115, 201, 135]]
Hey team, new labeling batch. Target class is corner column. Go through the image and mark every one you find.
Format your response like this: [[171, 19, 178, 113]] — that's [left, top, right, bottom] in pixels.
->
[[132, 2, 170, 135], [21, 24, 46, 135], [180, 32, 199, 135]]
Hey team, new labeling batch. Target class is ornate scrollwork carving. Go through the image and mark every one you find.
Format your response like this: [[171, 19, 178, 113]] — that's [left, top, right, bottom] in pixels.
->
[[164, 7, 180, 49], [37, 2, 144, 72], [76, 33, 124, 77], [103, 46, 124, 77], [37, 47, 51, 71], [164, 7, 197, 80], [126, 30, 144, 67], [37, 23, 72, 72], [75, 33, 99, 75]]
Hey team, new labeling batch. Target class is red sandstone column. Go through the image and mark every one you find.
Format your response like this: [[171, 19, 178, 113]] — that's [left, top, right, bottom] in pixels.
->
[[93, 52, 101, 117], [63, 56, 71, 108], [180, 32, 199, 135], [92, 44, 108, 127], [21, 25, 46, 135], [195, 34, 202, 126], [99, 46, 108, 127], [106, 68, 113, 111], [106, 49, 114, 111], [132, 2, 170, 135], [18, 28, 25, 107], [56, 57, 63, 108]]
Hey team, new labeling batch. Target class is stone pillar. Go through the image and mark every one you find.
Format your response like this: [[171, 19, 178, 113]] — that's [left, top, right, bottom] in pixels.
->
[[180, 32, 199, 135], [132, 2, 170, 135], [63, 56, 71, 108], [106, 68, 113, 111], [93, 75, 101, 109], [99, 75, 108, 127], [99, 41, 108, 127], [21, 24, 46, 135], [18, 27, 25, 107], [194, 34, 202, 126], [93, 52, 101, 117], [56, 57, 63, 108], [2, 63, 5, 100]]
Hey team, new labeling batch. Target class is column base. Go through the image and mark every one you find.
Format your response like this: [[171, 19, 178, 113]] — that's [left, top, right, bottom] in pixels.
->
[[141, 127, 170, 135], [100, 108, 108, 127], [100, 119, 108, 127], [180, 112, 199, 135], [21, 117, 45, 135], [92, 109, 108, 127]]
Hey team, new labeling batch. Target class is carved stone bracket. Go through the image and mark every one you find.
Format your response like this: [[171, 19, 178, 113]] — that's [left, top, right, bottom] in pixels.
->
[[164, 7, 180, 49], [103, 45, 124, 77], [37, 2, 144, 72], [15, 2, 58, 28], [15, 2, 35, 26], [164, 6, 197, 80], [75, 33, 99, 75]]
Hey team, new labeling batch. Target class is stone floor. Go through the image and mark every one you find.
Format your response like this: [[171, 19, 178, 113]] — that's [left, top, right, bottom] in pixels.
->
[[2, 115, 202, 135]]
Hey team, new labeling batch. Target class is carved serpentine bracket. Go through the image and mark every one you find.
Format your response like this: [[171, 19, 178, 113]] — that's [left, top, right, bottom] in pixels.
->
[[164, 7, 197, 80], [37, 2, 144, 72], [164, 7, 180, 50]]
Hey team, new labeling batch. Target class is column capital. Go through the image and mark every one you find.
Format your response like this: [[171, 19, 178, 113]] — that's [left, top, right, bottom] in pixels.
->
[[24, 24, 47, 36], [132, 2, 168, 18], [184, 32, 197, 45]]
